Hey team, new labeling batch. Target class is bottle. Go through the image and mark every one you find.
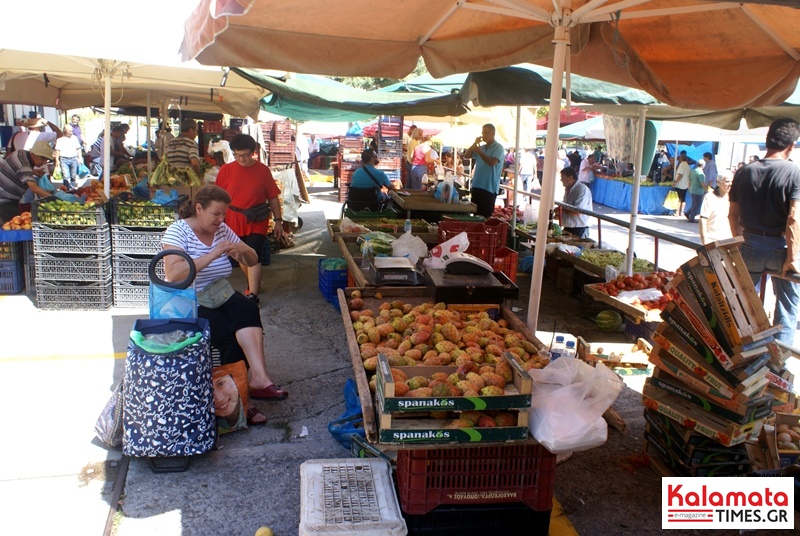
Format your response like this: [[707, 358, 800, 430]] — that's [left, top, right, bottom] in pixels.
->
[[361, 239, 371, 269], [564, 340, 576, 359], [550, 335, 565, 360], [547, 209, 555, 238], [404, 218, 412, 234]]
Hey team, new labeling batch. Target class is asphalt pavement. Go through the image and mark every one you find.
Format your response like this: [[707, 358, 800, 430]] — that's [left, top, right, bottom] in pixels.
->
[[0, 180, 795, 536]]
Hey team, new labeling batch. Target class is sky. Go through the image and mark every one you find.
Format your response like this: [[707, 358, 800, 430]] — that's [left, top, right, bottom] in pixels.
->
[[0, 0, 202, 66]]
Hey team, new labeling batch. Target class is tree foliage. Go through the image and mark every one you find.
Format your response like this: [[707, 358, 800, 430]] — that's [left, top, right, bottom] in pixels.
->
[[331, 58, 428, 90]]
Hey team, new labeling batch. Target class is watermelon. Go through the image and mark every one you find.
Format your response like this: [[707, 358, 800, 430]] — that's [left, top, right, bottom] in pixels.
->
[[595, 310, 623, 332]]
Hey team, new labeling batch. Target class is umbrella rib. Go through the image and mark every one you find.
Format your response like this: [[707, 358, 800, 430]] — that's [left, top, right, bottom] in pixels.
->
[[420, 0, 464, 45], [583, 2, 737, 23], [463, 2, 550, 23], [740, 4, 800, 61], [571, 0, 613, 22], [485, 0, 551, 21]]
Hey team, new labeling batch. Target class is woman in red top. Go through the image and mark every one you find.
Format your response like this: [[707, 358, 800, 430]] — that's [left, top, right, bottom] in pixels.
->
[[215, 134, 284, 304]]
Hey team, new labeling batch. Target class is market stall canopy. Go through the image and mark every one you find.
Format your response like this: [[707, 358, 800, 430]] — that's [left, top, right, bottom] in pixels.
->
[[0, 48, 268, 118], [233, 68, 468, 121], [557, 116, 605, 140], [181, 0, 800, 110], [380, 73, 467, 94]]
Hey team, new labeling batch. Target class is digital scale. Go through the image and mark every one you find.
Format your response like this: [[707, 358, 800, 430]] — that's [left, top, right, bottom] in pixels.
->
[[441, 251, 493, 275], [366, 256, 424, 286]]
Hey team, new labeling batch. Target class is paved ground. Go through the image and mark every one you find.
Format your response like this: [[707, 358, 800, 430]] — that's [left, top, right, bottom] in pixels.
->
[[0, 180, 797, 536]]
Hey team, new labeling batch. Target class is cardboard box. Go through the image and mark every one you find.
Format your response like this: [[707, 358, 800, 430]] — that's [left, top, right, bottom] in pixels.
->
[[376, 352, 531, 413], [642, 384, 763, 447], [644, 423, 748, 466], [644, 437, 750, 477], [644, 408, 749, 454], [377, 410, 529, 445]]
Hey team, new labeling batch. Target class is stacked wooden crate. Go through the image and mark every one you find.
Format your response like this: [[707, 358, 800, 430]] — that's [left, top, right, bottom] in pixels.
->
[[337, 135, 364, 203], [376, 116, 403, 184], [643, 238, 795, 476], [262, 119, 295, 166]]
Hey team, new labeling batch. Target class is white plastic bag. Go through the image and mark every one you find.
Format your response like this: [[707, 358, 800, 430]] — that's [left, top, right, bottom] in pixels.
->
[[339, 217, 371, 234], [392, 232, 428, 265], [523, 201, 539, 224], [424, 231, 469, 269], [528, 358, 623, 454]]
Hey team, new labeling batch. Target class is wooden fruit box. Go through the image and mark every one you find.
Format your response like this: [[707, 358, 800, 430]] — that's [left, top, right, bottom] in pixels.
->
[[338, 286, 544, 445], [774, 412, 800, 467], [375, 353, 531, 413], [583, 283, 663, 323], [376, 409, 529, 445], [327, 219, 436, 242], [576, 336, 651, 372], [642, 383, 764, 447]]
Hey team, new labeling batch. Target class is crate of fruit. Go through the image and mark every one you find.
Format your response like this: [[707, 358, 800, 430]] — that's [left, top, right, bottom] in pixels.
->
[[33, 224, 111, 255], [110, 226, 165, 255], [34, 253, 112, 281], [35, 278, 113, 310], [32, 197, 108, 227], [112, 193, 182, 228], [396, 443, 556, 515], [376, 353, 531, 413], [583, 270, 676, 322], [0, 241, 23, 262]]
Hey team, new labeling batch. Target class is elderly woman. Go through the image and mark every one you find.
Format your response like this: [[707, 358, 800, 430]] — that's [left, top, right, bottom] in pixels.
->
[[161, 185, 288, 407]]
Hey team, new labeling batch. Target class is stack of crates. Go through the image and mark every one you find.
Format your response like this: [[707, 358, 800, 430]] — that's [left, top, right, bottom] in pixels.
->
[[22, 241, 35, 304], [0, 240, 25, 295], [111, 194, 179, 307], [337, 136, 365, 203], [264, 119, 295, 166], [376, 116, 403, 184], [32, 199, 113, 310]]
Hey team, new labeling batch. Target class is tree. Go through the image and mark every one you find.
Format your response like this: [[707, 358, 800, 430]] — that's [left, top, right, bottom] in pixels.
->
[[331, 58, 428, 91]]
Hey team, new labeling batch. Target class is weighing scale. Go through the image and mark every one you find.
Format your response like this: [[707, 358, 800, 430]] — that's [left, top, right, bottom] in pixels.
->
[[442, 252, 493, 275]]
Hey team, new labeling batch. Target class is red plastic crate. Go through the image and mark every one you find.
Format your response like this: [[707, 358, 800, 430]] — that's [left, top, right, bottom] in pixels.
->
[[438, 221, 503, 263], [396, 444, 556, 515], [484, 218, 510, 245], [492, 246, 518, 283]]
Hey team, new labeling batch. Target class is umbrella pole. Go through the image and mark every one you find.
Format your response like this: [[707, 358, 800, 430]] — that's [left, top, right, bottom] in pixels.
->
[[527, 26, 570, 332], [103, 64, 112, 200], [625, 107, 648, 275], [510, 105, 522, 233], [146, 91, 152, 172]]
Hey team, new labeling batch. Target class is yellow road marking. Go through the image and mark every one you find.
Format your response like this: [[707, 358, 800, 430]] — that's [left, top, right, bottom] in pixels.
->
[[551, 497, 579, 535], [0, 351, 127, 363]]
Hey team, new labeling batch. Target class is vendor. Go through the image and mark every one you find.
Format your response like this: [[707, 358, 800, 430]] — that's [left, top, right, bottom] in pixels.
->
[[0, 141, 58, 223], [559, 166, 593, 239], [349, 148, 397, 203]]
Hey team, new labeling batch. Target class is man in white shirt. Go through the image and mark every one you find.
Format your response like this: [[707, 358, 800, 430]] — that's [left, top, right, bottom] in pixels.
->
[[578, 154, 599, 184], [10, 117, 62, 153], [518, 149, 536, 192]]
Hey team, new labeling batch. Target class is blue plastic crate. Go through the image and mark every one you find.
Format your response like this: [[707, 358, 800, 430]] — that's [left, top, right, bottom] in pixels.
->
[[0, 259, 25, 294], [624, 317, 659, 345], [318, 258, 348, 309]]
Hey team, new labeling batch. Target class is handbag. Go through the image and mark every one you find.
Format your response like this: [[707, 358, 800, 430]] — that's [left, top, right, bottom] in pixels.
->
[[197, 278, 236, 309], [230, 203, 270, 222], [95, 382, 124, 448]]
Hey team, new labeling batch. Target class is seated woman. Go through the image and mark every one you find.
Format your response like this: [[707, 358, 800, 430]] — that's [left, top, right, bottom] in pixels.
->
[[161, 185, 288, 420]]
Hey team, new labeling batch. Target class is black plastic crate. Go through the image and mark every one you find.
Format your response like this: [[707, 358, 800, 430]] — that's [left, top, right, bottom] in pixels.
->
[[0, 259, 24, 294], [402, 503, 551, 536]]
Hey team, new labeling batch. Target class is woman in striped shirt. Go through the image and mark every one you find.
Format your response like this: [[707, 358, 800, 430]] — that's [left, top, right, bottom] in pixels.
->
[[162, 185, 288, 408]]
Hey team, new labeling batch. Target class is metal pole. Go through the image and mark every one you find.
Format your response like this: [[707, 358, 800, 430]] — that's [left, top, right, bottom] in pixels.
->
[[146, 91, 152, 172], [527, 23, 570, 332], [510, 105, 522, 236], [103, 66, 112, 199], [625, 106, 648, 275]]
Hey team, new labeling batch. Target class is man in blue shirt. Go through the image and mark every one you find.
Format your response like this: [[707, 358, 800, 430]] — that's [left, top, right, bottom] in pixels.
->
[[349, 148, 396, 202], [465, 124, 504, 218], [703, 152, 718, 189]]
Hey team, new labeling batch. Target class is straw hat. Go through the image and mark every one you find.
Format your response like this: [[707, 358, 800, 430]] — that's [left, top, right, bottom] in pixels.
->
[[29, 141, 56, 160], [26, 117, 48, 129]]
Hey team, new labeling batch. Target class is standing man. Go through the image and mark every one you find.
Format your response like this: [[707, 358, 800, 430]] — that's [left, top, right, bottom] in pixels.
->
[[10, 117, 62, 152], [578, 153, 600, 184], [703, 152, 718, 190], [684, 159, 706, 223], [674, 155, 692, 217], [215, 134, 284, 305], [165, 119, 202, 176], [728, 117, 800, 345], [518, 148, 536, 192], [55, 125, 83, 189], [465, 124, 504, 218], [70, 114, 85, 147], [0, 141, 58, 223], [559, 167, 593, 239]]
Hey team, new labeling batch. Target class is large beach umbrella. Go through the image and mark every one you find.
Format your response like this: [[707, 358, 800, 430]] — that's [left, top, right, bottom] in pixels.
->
[[181, 0, 800, 332]]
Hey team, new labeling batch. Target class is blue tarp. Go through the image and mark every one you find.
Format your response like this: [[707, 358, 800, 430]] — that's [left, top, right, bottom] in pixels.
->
[[665, 142, 714, 164], [590, 176, 692, 216]]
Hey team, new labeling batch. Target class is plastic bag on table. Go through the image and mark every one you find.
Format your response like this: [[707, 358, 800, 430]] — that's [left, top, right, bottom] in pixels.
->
[[528, 358, 623, 454], [53, 191, 86, 203], [392, 232, 428, 265], [339, 216, 371, 234], [424, 231, 469, 270]]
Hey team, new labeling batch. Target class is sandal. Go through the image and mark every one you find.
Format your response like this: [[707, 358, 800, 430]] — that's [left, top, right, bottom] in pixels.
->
[[250, 384, 288, 401], [246, 406, 268, 426]]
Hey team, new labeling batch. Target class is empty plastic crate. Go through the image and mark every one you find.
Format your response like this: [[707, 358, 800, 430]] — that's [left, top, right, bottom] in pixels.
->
[[299, 459, 407, 536], [0, 260, 24, 294], [492, 246, 518, 283], [113, 281, 149, 308], [111, 226, 165, 255], [112, 254, 162, 283], [35, 253, 112, 281], [35, 278, 113, 310], [33, 224, 111, 255], [396, 444, 556, 515], [318, 258, 348, 309]]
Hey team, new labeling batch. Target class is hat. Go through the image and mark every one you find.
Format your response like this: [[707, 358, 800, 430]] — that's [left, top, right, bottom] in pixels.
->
[[29, 141, 56, 160], [26, 117, 47, 129]]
